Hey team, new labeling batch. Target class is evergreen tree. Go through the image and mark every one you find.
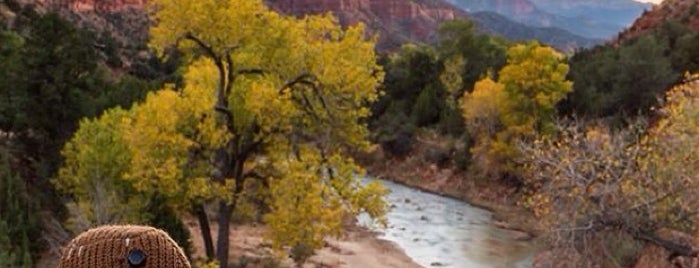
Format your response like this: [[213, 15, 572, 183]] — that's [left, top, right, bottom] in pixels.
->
[[0, 149, 40, 268], [412, 84, 442, 127]]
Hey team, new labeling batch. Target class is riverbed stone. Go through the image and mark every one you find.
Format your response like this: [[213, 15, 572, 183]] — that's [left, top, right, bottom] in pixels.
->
[[508, 230, 533, 241]]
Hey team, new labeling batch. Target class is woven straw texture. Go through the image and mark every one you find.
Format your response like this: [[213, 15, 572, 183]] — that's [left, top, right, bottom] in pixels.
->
[[57, 225, 191, 268]]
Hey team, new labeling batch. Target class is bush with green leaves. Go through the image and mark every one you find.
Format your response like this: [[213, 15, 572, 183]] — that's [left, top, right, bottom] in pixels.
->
[[564, 35, 676, 118]]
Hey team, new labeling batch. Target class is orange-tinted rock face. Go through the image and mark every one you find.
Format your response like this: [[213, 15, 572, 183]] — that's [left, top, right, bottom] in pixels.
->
[[272, 0, 467, 50], [29, 0, 466, 50], [38, 0, 145, 12], [273, 0, 371, 14]]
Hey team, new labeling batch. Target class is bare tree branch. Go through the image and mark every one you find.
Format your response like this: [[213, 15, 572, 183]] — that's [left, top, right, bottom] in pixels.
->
[[635, 232, 698, 258]]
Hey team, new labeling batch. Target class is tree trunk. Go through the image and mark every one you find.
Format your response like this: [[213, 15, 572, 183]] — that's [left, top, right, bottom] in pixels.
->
[[635, 231, 699, 258], [194, 204, 215, 260], [216, 201, 234, 268]]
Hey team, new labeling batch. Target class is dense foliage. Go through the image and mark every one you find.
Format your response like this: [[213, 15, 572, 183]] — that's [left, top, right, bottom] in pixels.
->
[[371, 19, 506, 157], [4, 0, 699, 265], [463, 42, 572, 180], [563, 20, 699, 119], [0, 4, 183, 262], [0, 149, 40, 268], [56, 1, 388, 267], [563, 35, 676, 118]]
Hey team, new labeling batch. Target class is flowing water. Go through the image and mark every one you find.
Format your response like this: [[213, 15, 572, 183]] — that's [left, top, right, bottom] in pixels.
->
[[359, 179, 536, 268]]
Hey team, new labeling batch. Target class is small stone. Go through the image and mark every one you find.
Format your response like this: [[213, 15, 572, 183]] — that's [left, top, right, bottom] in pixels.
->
[[420, 215, 429, 221], [404, 198, 411, 203], [430, 262, 445, 266], [512, 231, 533, 241]]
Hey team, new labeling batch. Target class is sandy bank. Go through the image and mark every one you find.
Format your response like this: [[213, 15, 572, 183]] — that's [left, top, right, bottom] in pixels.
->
[[186, 218, 421, 268]]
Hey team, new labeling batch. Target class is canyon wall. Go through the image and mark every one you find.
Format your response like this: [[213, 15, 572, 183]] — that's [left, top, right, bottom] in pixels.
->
[[271, 0, 468, 50], [36, 0, 146, 12], [23, 0, 466, 50]]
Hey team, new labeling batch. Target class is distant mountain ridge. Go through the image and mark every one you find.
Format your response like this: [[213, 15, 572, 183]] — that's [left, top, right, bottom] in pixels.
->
[[269, 0, 467, 51], [269, 0, 599, 51], [471, 11, 601, 51], [9, 0, 600, 52], [447, 0, 652, 39]]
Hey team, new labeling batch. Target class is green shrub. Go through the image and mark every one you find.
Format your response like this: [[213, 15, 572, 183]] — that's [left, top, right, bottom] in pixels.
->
[[290, 243, 315, 266], [411, 84, 442, 127]]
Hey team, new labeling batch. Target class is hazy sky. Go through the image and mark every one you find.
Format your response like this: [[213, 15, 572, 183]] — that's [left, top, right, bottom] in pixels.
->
[[635, 0, 663, 4]]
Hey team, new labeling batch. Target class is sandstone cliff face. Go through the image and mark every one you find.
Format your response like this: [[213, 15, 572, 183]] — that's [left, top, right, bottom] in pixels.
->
[[25, 0, 466, 51], [270, 0, 467, 50], [35, 0, 145, 12], [19, 0, 596, 52]]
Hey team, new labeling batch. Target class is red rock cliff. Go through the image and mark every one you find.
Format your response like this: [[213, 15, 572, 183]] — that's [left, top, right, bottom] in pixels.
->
[[270, 0, 468, 50], [36, 0, 145, 12], [24, 0, 467, 50]]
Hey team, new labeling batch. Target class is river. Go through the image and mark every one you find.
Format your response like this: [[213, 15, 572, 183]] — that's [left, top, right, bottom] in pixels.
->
[[359, 179, 536, 268]]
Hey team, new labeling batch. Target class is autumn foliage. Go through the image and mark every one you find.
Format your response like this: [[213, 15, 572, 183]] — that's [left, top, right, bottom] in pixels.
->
[[55, 0, 387, 267], [462, 42, 572, 179], [520, 75, 699, 263]]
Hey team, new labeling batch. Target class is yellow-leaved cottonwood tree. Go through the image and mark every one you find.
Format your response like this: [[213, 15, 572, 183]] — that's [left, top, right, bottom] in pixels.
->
[[55, 0, 388, 267], [462, 42, 572, 178]]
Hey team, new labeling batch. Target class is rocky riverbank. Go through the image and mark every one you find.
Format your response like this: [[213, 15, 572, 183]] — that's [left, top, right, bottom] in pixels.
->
[[359, 134, 541, 240], [359, 133, 699, 268]]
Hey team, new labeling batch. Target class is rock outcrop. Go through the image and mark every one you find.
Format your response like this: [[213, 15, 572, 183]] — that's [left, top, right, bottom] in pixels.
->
[[35, 0, 146, 12], [21, 0, 467, 51], [16, 0, 601, 52], [270, 0, 467, 50], [271, 0, 599, 51]]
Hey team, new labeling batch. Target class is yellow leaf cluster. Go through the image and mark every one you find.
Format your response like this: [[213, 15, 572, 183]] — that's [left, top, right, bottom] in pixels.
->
[[462, 42, 572, 177]]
